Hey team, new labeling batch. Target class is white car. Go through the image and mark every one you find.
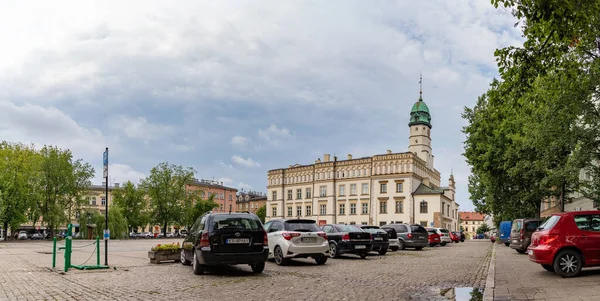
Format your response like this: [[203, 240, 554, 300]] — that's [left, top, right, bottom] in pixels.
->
[[263, 219, 329, 265], [427, 227, 452, 246], [18, 231, 28, 240]]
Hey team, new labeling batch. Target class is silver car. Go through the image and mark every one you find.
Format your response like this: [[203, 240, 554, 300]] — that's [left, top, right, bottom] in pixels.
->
[[382, 223, 429, 250], [427, 227, 452, 246]]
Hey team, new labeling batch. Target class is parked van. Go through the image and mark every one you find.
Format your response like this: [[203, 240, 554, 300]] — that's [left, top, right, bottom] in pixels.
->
[[509, 218, 541, 253], [498, 221, 512, 246]]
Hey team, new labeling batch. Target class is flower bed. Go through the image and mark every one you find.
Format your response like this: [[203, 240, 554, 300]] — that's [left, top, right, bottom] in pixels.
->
[[148, 242, 181, 264]]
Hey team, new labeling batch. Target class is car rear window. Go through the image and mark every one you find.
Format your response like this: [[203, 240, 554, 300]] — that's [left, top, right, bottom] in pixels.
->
[[284, 220, 320, 232], [511, 220, 522, 232], [336, 225, 362, 232], [438, 228, 449, 233], [539, 216, 560, 230], [362, 228, 385, 234], [410, 225, 427, 233], [427, 229, 437, 234], [211, 215, 261, 230]]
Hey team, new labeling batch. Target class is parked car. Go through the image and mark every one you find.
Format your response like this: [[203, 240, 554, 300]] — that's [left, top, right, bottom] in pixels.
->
[[31, 233, 44, 240], [263, 219, 329, 265], [383, 224, 428, 250], [509, 218, 542, 253], [321, 224, 372, 259], [180, 212, 268, 275], [528, 211, 600, 278], [359, 225, 389, 255], [18, 231, 28, 240], [459, 232, 465, 242], [380, 227, 400, 251], [449, 231, 460, 243], [498, 221, 512, 246], [426, 227, 451, 246], [490, 233, 496, 243], [426, 228, 441, 247]]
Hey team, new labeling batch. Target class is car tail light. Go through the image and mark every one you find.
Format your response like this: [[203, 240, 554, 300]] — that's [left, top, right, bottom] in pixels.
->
[[520, 229, 524, 240], [539, 234, 558, 245], [199, 231, 209, 247], [263, 230, 268, 245], [342, 233, 350, 241], [370, 234, 373, 240], [282, 232, 301, 241], [317, 232, 327, 240], [407, 233, 413, 239]]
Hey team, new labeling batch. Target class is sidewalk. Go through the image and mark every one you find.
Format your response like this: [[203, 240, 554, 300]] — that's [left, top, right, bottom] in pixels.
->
[[493, 243, 600, 300]]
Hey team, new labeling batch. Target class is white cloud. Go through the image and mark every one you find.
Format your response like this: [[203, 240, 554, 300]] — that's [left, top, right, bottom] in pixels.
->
[[238, 182, 252, 191], [218, 177, 234, 186], [258, 124, 293, 146], [216, 160, 234, 169], [104, 163, 146, 185], [231, 155, 261, 167], [109, 115, 173, 143], [230, 135, 251, 148]]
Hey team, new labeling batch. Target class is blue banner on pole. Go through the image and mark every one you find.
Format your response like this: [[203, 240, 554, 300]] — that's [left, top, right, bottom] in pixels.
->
[[103, 151, 108, 166]]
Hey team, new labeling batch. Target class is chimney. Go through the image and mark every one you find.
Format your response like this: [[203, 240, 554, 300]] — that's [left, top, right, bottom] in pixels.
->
[[387, 150, 392, 154], [347, 154, 352, 160], [315, 158, 321, 163], [324, 154, 331, 162]]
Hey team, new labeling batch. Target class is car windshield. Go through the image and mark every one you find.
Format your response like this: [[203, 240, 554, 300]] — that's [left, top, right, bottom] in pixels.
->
[[284, 220, 321, 232], [212, 215, 261, 230], [336, 225, 362, 232], [411, 226, 427, 233]]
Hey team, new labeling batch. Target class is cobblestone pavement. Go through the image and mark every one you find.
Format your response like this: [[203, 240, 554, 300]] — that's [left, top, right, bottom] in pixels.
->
[[0, 239, 491, 301], [493, 242, 600, 300]]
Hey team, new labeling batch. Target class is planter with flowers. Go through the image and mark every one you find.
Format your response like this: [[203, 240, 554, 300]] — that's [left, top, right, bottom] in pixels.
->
[[148, 242, 181, 264]]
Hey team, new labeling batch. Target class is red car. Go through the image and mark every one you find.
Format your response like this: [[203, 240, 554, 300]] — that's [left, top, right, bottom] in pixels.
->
[[427, 229, 441, 247], [449, 232, 460, 243], [528, 211, 600, 278]]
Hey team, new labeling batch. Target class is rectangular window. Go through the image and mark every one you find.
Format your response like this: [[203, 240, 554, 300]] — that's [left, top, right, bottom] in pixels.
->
[[379, 221, 386, 226], [420, 201, 428, 214], [380, 184, 387, 193], [201, 191, 206, 198], [296, 189, 302, 199], [306, 205, 312, 216], [350, 184, 357, 195], [320, 186, 327, 197], [442, 203, 445, 215], [339, 185, 346, 196], [396, 183, 403, 192], [229, 195, 232, 201], [350, 203, 356, 215], [362, 183, 369, 194], [380, 201, 387, 214], [220, 193, 224, 199], [101, 197, 106, 206], [349, 221, 356, 225], [420, 221, 428, 227], [306, 188, 312, 199], [90, 197, 96, 206], [272, 191, 277, 200], [339, 203, 345, 215], [395, 201, 404, 213], [272, 207, 277, 217], [362, 203, 368, 214], [296, 206, 302, 217], [361, 222, 367, 225], [287, 207, 292, 216], [287, 189, 292, 200], [320, 204, 327, 215]]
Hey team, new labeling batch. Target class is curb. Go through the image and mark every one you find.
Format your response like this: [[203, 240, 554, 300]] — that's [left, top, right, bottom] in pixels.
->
[[483, 243, 496, 301]]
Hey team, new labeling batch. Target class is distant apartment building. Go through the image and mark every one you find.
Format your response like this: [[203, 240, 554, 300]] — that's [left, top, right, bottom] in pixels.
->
[[459, 212, 484, 239], [186, 179, 238, 213], [236, 191, 267, 213]]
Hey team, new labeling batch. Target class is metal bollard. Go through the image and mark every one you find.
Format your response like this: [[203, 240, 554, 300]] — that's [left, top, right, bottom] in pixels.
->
[[52, 237, 57, 268]]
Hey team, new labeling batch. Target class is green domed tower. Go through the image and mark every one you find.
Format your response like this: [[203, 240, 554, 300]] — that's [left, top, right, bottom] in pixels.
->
[[408, 74, 433, 169], [408, 95, 432, 128]]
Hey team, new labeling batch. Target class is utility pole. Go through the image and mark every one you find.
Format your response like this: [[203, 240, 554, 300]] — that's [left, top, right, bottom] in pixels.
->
[[103, 147, 109, 266]]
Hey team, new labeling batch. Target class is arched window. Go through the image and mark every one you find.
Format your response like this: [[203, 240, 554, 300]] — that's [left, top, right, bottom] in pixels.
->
[[420, 201, 428, 213]]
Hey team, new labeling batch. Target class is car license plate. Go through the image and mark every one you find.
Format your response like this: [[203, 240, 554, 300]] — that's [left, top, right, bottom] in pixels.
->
[[226, 238, 249, 244], [374, 237, 383, 241], [527, 250, 533, 255], [355, 245, 366, 249], [301, 237, 316, 243], [513, 240, 518, 243]]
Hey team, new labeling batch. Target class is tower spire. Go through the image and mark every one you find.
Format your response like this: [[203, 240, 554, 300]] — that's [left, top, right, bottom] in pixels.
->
[[419, 73, 423, 101]]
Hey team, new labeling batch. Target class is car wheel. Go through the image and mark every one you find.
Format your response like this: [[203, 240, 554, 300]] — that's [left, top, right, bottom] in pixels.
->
[[329, 242, 339, 258], [553, 249, 583, 278], [378, 249, 387, 255], [180, 249, 191, 266], [250, 262, 265, 273], [516, 249, 526, 254], [398, 240, 405, 250], [274, 246, 288, 266], [441, 242, 446, 246], [192, 250, 205, 275], [504, 242, 510, 247], [429, 243, 434, 247], [314, 255, 328, 265], [390, 246, 399, 252], [542, 264, 554, 272], [415, 247, 423, 251], [359, 253, 367, 259]]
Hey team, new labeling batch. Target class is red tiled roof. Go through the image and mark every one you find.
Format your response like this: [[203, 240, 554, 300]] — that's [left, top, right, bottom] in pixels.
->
[[459, 212, 484, 221]]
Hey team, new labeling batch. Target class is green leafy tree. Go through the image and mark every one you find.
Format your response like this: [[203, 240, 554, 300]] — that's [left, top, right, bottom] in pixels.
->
[[476, 223, 491, 235], [0, 142, 41, 240], [255, 205, 266, 223], [112, 181, 149, 234], [141, 162, 195, 236], [86, 207, 128, 239], [180, 192, 218, 229]]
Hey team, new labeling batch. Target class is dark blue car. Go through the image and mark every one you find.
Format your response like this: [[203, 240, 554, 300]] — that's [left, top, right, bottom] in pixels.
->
[[498, 221, 512, 246]]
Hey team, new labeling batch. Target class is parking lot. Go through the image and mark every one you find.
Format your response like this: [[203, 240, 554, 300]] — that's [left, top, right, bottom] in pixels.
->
[[0, 239, 491, 301]]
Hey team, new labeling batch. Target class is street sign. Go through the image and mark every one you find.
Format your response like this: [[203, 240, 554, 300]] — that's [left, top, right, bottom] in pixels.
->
[[103, 229, 110, 240], [430, 222, 434, 226], [103, 150, 108, 167]]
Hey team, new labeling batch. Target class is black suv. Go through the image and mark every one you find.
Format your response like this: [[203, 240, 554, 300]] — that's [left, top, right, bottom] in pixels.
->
[[181, 212, 268, 275]]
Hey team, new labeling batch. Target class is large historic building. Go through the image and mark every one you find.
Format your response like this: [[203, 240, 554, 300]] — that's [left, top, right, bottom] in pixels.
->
[[459, 212, 484, 239], [266, 86, 460, 230]]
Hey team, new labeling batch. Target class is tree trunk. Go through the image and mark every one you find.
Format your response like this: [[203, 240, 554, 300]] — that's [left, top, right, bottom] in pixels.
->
[[2, 222, 7, 240], [163, 222, 168, 237]]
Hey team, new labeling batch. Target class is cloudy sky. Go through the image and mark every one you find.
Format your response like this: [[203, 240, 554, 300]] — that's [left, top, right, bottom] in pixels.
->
[[0, 0, 521, 211]]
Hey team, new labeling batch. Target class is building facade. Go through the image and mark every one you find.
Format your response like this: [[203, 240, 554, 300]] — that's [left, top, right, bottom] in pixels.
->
[[265, 88, 460, 230], [236, 191, 267, 213], [540, 165, 599, 217], [186, 179, 238, 213], [459, 212, 484, 239]]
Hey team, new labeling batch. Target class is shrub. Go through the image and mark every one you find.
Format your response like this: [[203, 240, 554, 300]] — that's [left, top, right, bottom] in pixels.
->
[[151, 242, 180, 252]]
